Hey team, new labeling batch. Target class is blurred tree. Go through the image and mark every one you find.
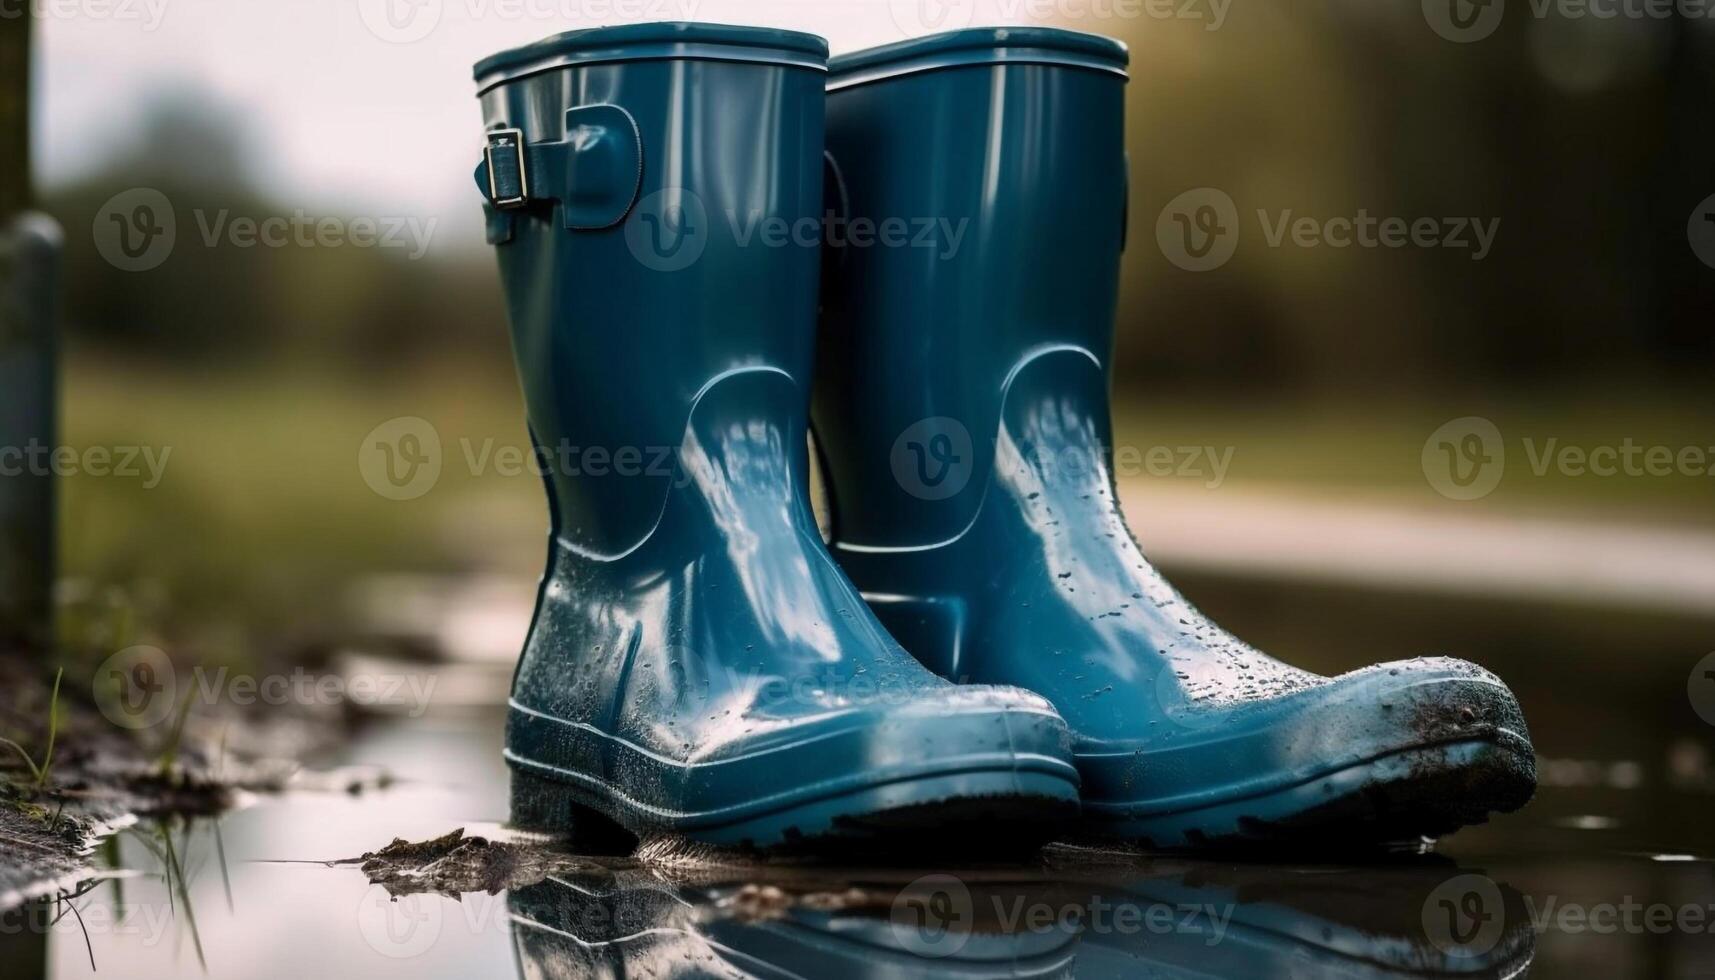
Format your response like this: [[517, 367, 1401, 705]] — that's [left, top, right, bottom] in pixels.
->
[[1107, 7, 1714, 398], [2, 3, 59, 658], [48, 88, 505, 371]]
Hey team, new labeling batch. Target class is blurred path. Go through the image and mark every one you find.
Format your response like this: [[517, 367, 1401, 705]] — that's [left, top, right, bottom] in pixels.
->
[[1121, 481, 1715, 620]]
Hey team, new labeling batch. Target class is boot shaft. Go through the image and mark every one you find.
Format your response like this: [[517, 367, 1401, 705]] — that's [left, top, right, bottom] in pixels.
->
[[475, 24, 828, 558], [815, 28, 1130, 549]]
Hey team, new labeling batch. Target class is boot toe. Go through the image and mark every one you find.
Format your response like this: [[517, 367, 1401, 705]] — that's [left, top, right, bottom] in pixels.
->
[[1076, 656, 1536, 849]]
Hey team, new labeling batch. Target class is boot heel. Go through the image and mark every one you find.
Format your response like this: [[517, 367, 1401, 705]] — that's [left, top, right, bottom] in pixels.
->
[[509, 769, 636, 855]]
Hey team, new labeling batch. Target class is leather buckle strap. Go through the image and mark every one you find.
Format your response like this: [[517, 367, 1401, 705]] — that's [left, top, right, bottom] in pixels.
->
[[483, 129, 530, 209], [475, 104, 644, 236]]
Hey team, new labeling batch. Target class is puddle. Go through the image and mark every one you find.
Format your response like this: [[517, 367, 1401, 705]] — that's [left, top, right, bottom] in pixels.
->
[[0, 709, 1707, 979], [7, 574, 1715, 979]]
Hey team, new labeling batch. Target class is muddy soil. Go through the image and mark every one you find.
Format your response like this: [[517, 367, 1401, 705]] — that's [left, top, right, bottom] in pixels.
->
[[0, 656, 377, 912]]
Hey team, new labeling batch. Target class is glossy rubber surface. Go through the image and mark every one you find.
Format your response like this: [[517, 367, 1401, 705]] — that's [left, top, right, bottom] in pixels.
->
[[505, 859, 1536, 978], [475, 24, 1079, 851], [827, 25, 1128, 91], [1074, 861, 1538, 978], [475, 21, 827, 91], [508, 871, 1081, 979], [815, 29, 1536, 849]]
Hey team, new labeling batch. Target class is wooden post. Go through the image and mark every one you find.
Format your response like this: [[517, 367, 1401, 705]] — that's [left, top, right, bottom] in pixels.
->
[[0, 6, 27, 219], [0, 8, 59, 654]]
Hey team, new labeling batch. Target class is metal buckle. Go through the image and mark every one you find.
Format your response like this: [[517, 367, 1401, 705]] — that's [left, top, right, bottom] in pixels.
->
[[484, 128, 529, 209]]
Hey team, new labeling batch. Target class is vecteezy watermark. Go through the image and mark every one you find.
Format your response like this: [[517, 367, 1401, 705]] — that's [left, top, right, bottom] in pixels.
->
[[1422, 416, 1715, 500], [359, 416, 693, 501], [358, 0, 702, 44], [1000, 0, 1231, 28], [0, 440, 172, 488], [888, 0, 978, 35], [92, 645, 439, 731], [890, 416, 1235, 500], [93, 188, 176, 273], [1422, 0, 1507, 42], [1424, 0, 1715, 42], [1158, 196, 1501, 270], [1425, 873, 1715, 958], [892, 417, 976, 501], [666, 663, 982, 713], [0, 0, 169, 30], [1156, 188, 1500, 271], [736, 211, 970, 262], [1422, 416, 1506, 501], [888, 0, 1230, 36], [0, 899, 174, 946], [624, 187, 971, 272], [1691, 651, 1715, 727], [93, 188, 437, 272], [889, 874, 1234, 960], [1689, 193, 1715, 271], [1255, 210, 1499, 260], [1156, 188, 1241, 272], [1019, 442, 1234, 489], [359, 417, 444, 501], [1423, 874, 1507, 957], [356, 0, 442, 43], [890, 875, 974, 957], [357, 885, 444, 958], [625, 188, 709, 272]]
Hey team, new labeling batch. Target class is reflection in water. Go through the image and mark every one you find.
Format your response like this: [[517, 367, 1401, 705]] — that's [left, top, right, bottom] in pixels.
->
[[27, 714, 1711, 978], [506, 853, 1536, 979]]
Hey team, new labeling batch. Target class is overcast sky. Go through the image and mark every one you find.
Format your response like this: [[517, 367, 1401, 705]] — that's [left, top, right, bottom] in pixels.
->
[[37, 0, 1061, 255]]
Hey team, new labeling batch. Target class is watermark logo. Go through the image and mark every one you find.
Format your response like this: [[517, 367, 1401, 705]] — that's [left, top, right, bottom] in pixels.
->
[[1, 0, 170, 30], [0, 440, 172, 487], [1026, 442, 1234, 491], [1258, 209, 1497, 259], [1427, 0, 1715, 42], [93, 645, 178, 731], [1156, 187, 1239, 272], [357, 0, 443, 43], [360, 417, 443, 501], [0, 899, 174, 945], [94, 649, 439, 730], [357, 885, 443, 958], [1424, 419, 1715, 500], [890, 874, 974, 957], [1158, 190, 1500, 271], [1689, 193, 1715, 271], [1422, 416, 1505, 500], [1691, 651, 1715, 727], [94, 188, 176, 272], [1423, 0, 1506, 41], [889, 0, 977, 35], [1423, 874, 1506, 958], [1427, 875, 1715, 949], [94, 189, 436, 269], [625, 187, 709, 272], [892, 417, 974, 500]]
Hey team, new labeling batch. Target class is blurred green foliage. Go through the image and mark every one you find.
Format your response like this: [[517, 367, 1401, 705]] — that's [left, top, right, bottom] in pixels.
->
[[49, 94, 504, 370]]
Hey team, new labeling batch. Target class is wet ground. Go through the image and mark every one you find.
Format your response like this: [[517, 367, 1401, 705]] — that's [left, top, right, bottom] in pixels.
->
[[7, 571, 1715, 979]]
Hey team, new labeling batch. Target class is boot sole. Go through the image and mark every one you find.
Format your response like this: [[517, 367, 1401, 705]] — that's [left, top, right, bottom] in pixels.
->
[[1081, 735, 1535, 852], [509, 758, 1081, 857]]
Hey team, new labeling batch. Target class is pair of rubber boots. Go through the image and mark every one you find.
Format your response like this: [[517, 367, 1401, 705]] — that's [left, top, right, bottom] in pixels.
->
[[473, 23, 1535, 852]]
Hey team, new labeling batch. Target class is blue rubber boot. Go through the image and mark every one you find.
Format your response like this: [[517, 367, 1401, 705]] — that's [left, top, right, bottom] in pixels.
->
[[472, 23, 1080, 852], [814, 28, 1535, 849], [509, 869, 1080, 977], [1074, 863, 1537, 977]]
